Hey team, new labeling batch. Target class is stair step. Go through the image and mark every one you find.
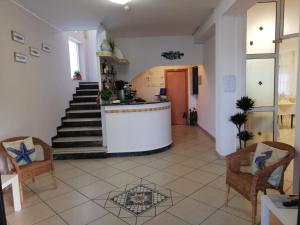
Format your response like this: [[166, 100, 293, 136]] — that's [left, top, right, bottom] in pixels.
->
[[58, 127, 101, 131], [70, 102, 99, 110], [79, 84, 99, 89], [53, 136, 102, 142], [67, 110, 101, 113], [75, 90, 99, 96], [73, 95, 98, 102], [57, 127, 102, 137], [52, 136, 102, 148], [53, 147, 107, 154], [62, 118, 101, 127]]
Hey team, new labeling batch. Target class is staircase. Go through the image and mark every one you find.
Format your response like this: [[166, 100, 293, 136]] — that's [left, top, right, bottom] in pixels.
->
[[52, 82, 107, 159]]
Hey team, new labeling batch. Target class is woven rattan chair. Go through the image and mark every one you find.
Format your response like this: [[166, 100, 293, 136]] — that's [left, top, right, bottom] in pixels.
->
[[225, 141, 295, 225], [0, 137, 57, 203]]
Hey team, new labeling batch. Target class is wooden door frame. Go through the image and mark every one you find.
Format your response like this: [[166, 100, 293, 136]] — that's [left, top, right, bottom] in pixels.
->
[[164, 68, 189, 117]]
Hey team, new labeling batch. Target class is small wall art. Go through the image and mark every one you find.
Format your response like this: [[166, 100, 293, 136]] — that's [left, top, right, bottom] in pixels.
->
[[161, 51, 184, 60], [42, 43, 51, 53], [30, 47, 40, 57], [14, 52, 27, 63], [11, 31, 25, 44]]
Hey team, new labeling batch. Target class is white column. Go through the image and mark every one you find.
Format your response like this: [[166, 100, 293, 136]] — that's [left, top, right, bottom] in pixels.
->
[[215, 14, 247, 156]]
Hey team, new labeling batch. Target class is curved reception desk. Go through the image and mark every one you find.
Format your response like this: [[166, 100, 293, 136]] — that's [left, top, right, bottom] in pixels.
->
[[101, 102, 172, 154]]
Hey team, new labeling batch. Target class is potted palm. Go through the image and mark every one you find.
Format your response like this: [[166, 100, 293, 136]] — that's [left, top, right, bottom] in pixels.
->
[[229, 96, 255, 149]]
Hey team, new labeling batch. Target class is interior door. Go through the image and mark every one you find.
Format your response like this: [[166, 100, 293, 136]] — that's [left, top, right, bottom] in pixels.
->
[[165, 69, 188, 125], [246, 1, 280, 144]]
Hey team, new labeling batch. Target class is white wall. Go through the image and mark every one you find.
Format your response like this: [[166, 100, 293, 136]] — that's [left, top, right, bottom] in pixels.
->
[[197, 36, 216, 137], [114, 36, 203, 81], [0, 0, 79, 163], [85, 30, 99, 82]]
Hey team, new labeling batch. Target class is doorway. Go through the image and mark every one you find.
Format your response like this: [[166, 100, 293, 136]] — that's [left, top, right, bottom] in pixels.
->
[[165, 69, 188, 125]]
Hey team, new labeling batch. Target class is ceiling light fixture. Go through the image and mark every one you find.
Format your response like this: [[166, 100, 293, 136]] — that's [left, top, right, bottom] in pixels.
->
[[109, 0, 132, 5]]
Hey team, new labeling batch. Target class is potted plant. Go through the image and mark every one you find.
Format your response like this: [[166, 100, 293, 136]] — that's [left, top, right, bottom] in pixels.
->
[[229, 96, 255, 149], [98, 88, 112, 104], [73, 71, 82, 80]]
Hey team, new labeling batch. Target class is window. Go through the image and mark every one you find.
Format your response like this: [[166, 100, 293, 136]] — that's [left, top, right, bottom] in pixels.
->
[[68, 39, 80, 78]]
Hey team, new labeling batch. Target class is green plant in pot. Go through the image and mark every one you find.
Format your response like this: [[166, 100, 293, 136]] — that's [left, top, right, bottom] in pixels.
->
[[73, 71, 82, 80], [99, 88, 112, 103], [229, 96, 255, 149]]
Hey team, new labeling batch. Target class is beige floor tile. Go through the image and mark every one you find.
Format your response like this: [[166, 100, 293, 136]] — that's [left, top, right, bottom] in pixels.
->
[[222, 195, 261, 222], [165, 178, 203, 196], [25, 174, 56, 190], [201, 210, 251, 225], [164, 164, 195, 176], [46, 191, 89, 213], [190, 186, 232, 208], [55, 168, 86, 180], [200, 163, 226, 175], [54, 161, 75, 172], [63, 173, 98, 189], [207, 176, 227, 191], [88, 213, 128, 225], [90, 167, 122, 179], [78, 180, 116, 199], [146, 159, 174, 169], [162, 154, 188, 163], [71, 161, 108, 173], [196, 152, 219, 162], [112, 160, 141, 171], [180, 158, 208, 169], [167, 198, 215, 225], [7, 202, 55, 225], [184, 169, 219, 185], [104, 172, 139, 187], [130, 156, 157, 164], [145, 171, 179, 186], [36, 215, 68, 225], [144, 212, 189, 225], [127, 165, 158, 178], [60, 201, 108, 225], [34, 181, 74, 201]]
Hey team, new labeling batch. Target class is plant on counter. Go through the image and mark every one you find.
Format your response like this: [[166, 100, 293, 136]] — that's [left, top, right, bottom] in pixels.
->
[[99, 88, 113, 102], [73, 70, 82, 80], [229, 96, 255, 149]]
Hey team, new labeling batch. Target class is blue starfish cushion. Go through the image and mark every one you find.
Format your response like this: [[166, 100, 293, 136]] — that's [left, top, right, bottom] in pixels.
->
[[3, 137, 36, 166], [251, 143, 288, 187]]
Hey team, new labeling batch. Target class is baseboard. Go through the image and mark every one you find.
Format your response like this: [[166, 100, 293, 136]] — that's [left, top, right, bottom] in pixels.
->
[[197, 124, 215, 142]]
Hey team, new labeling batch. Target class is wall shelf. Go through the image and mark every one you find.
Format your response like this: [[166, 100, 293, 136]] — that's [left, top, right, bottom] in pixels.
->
[[96, 51, 129, 65]]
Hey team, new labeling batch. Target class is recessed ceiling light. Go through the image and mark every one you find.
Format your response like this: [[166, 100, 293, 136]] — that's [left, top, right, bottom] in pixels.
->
[[109, 0, 132, 5]]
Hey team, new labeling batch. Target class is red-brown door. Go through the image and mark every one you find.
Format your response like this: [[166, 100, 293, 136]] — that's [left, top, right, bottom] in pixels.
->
[[165, 69, 188, 125]]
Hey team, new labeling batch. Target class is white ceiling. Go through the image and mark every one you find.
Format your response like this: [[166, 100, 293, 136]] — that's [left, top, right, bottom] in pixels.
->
[[13, 0, 221, 37]]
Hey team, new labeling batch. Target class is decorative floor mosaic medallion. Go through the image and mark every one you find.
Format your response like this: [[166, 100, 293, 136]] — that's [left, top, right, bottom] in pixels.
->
[[110, 185, 169, 216], [94, 180, 183, 225]]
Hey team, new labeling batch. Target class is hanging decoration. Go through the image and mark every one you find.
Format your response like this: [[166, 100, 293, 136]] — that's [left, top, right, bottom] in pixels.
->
[[161, 51, 184, 60]]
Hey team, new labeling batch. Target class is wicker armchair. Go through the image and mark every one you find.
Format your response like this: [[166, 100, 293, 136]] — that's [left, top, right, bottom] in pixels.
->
[[0, 137, 57, 203], [225, 141, 295, 225]]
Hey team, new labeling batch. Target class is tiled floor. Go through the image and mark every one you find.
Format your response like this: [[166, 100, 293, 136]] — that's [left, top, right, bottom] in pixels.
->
[[3, 126, 294, 225]]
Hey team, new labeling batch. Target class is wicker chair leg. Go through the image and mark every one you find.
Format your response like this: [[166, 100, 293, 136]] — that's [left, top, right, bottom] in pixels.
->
[[32, 177, 35, 183], [225, 184, 230, 207], [19, 182, 24, 204], [51, 170, 57, 189], [251, 196, 257, 225]]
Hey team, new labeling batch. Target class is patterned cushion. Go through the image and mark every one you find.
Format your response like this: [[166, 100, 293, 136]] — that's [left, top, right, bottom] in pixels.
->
[[251, 143, 288, 187], [3, 137, 36, 166]]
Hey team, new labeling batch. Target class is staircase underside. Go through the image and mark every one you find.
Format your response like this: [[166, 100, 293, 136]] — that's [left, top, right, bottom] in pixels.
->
[[52, 82, 107, 159]]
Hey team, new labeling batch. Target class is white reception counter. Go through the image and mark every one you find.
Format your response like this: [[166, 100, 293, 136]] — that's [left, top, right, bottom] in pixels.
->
[[101, 101, 172, 154]]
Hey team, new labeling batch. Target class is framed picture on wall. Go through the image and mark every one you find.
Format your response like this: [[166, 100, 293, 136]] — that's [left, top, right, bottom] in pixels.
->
[[14, 52, 27, 63], [42, 43, 51, 53], [11, 31, 25, 44], [30, 47, 40, 57]]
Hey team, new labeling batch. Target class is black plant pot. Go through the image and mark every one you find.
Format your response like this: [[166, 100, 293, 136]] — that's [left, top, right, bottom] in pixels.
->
[[0, 175, 7, 225]]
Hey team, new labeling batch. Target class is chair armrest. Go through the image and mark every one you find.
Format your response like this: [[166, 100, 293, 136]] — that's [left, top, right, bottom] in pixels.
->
[[226, 147, 255, 172], [32, 138, 53, 161]]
